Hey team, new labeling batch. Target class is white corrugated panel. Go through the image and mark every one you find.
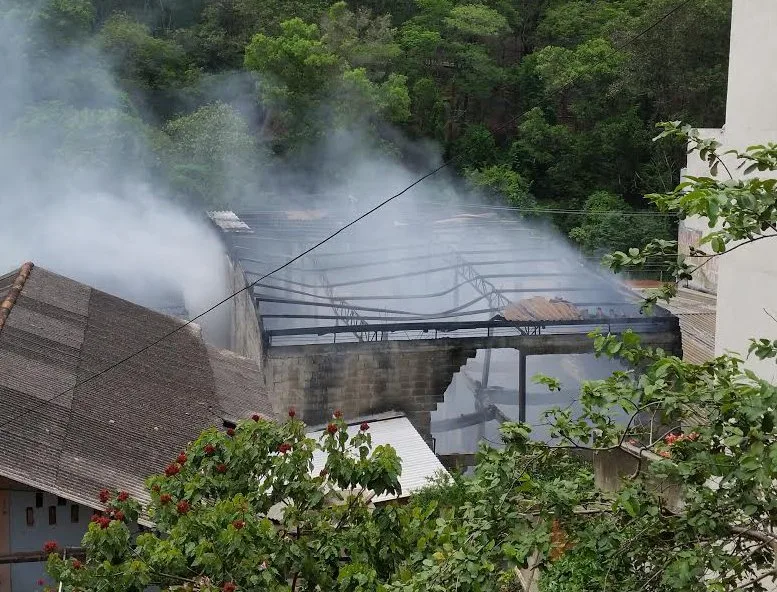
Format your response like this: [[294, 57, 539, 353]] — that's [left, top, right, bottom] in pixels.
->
[[207, 211, 252, 232], [308, 416, 448, 503]]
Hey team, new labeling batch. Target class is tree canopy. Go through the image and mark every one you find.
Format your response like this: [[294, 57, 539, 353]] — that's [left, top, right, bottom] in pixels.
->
[[1, 0, 731, 236]]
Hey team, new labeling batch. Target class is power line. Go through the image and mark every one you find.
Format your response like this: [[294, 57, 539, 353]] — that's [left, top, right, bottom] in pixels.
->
[[415, 201, 677, 217], [0, 0, 695, 433]]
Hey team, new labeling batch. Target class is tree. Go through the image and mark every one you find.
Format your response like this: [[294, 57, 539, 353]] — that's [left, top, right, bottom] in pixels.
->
[[100, 13, 193, 89], [244, 9, 410, 150], [466, 163, 536, 209], [568, 191, 674, 257], [159, 102, 263, 207], [48, 413, 405, 591]]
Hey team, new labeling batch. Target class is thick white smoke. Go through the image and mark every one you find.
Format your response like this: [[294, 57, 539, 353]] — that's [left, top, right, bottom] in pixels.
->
[[0, 4, 230, 345]]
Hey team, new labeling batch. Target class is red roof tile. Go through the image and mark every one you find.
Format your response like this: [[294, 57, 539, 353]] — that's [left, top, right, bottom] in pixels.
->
[[0, 262, 33, 337]]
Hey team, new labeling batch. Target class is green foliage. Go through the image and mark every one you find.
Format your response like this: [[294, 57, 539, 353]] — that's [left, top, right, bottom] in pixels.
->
[[568, 191, 674, 256], [49, 415, 405, 591], [444, 4, 509, 37], [38, 0, 95, 45], [7, 0, 732, 234], [245, 8, 409, 148], [466, 164, 537, 209], [6, 102, 160, 183], [159, 102, 263, 206], [99, 13, 196, 90]]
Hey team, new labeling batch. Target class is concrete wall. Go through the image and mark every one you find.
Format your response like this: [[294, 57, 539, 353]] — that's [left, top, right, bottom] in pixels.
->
[[227, 257, 265, 371], [724, 1, 777, 133], [0, 482, 89, 592], [267, 340, 478, 440], [680, 1, 777, 378], [266, 330, 681, 439]]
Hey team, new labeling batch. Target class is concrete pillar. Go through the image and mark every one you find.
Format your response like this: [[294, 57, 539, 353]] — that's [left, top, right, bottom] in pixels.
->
[[518, 351, 527, 423]]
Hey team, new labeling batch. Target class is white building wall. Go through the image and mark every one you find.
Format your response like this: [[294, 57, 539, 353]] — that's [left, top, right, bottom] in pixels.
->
[[680, 0, 777, 377], [8, 490, 88, 592]]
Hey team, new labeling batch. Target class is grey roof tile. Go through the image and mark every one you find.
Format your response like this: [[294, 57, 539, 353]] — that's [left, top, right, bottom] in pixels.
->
[[0, 264, 276, 507]]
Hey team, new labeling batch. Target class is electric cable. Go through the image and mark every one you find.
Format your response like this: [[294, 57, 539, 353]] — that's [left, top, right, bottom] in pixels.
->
[[0, 0, 696, 432]]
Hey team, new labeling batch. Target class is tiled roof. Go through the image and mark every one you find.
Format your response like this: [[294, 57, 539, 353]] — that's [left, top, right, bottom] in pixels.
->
[[633, 287, 716, 365], [0, 262, 33, 337], [503, 296, 583, 322], [0, 265, 276, 508]]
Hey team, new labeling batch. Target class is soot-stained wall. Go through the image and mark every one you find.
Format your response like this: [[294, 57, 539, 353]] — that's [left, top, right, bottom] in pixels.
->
[[266, 341, 478, 440], [263, 330, 682, 439]]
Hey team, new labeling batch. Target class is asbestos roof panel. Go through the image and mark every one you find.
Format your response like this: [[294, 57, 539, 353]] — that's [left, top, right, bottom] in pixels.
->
[[207, 345, 276, 420], [0, 264, 276, 510], [308, 415, 448, 503], [634, 288, 716, 365], [0, 268, 19, 301], [207, 211, 253, 232]]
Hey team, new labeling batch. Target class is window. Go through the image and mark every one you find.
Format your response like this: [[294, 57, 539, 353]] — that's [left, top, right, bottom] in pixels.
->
[[25, 507, 34, 527], [70, 504, 79, 523], [35, 491, 43, 508], [48, 506, 56, 525], [57, 497, 66, 506]]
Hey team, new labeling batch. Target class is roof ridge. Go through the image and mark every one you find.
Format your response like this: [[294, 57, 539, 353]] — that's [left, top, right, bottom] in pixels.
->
[[0, 262, 34, 337]]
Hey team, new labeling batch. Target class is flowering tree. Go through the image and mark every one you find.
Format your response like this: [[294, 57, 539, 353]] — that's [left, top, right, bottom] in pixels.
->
[[46, 412, 404, 591]]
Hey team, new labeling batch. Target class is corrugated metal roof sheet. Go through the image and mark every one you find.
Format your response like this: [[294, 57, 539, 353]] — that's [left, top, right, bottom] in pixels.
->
[[503, 297, 583, 322], [634, 288, 716, 365], [207, 211, 253, 232], [0, 265, 276, 507], [308, 415, 448, 503]]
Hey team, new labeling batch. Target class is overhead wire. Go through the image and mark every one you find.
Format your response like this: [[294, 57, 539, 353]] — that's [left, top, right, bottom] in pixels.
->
[[0, 0, 696, 433]]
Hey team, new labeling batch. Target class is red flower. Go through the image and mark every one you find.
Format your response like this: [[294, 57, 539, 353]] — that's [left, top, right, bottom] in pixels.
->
[[159, 493, 172, 505], [117, 491, 129, 502], [326, 423, 338, 435], [360, 422, 369, 432], [177, 452, 187, 464], [252, 413, 261, 422], [216, 463, 227, 474], [176, 500, 190, 514], [334, 409, 343, 418], [90, 514, 101, 523], [288, 408, 296, 418], [165, 464, 180, 477], [222, 582, 237, 592], [204, 443, 216, 455], [151, 484, 161, 493], [98, 489, 110, 504], [226, 428, 235, 437], [98, 516, 111, 529], [114, 510, 125, 522], [232, 519, 245, 530], [43, 541, 58, 554], [72, 559, 82, 570], [37, 579, 45, 586], [277, 442, 292, 454], [659, 450, 671, 458]]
